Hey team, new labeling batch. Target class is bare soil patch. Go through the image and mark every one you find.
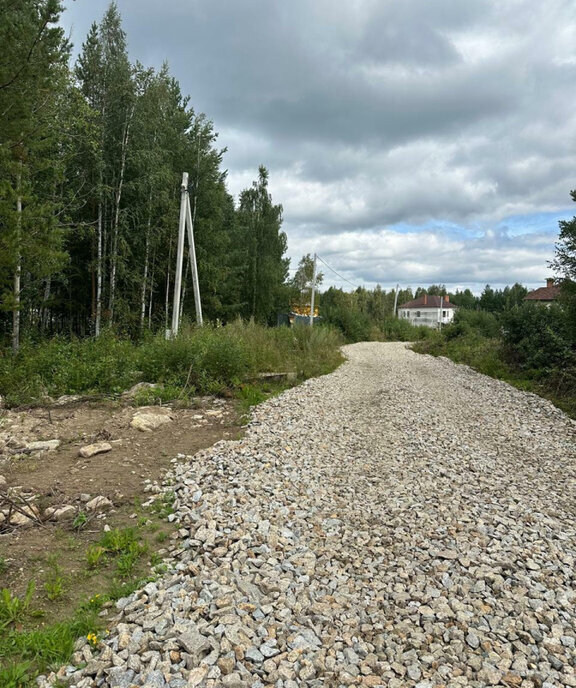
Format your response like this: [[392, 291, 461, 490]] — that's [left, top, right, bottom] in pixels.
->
[[0, 396, 242, 612]]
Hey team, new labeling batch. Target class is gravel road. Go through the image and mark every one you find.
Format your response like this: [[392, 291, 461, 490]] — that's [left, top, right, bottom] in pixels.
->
[[46, 342, 576, 688]]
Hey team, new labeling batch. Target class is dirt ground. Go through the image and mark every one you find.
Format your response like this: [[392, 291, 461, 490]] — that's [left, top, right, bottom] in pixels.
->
[[0, 395, 243, 612]]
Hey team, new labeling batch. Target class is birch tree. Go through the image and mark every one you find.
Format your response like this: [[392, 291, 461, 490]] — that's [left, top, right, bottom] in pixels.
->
[[0, 0, 70, 350]]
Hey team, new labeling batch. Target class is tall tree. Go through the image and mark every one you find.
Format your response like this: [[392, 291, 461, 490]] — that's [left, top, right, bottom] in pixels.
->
[[551, 190, 576, 280], [291, 253, 323, 310], [75, 2, 134, 331], [0, 0, 70, 350], [236, 166, 289, 323]]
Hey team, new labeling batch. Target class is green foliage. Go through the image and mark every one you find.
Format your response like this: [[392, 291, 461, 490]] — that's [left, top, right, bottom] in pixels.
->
[[0, 613, 96, 687], [149, 492, 175, 519], [72, 511, 88, 531], [98, 527, 139, 554], [445, 309, 500, 340], [550, 189, 576, 281], [0, 321, 344, 407], [43, 560, 66, 601], [0, 582, 36, 629], [85, 545, 106, 570], [501, 303, 573, 372]]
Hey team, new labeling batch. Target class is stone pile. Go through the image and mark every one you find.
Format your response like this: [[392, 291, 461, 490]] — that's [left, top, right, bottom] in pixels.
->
[[41, 343, 576, 687]]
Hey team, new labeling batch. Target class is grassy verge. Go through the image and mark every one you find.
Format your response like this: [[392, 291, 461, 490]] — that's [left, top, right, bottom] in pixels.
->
[[0, 320, 345, 408], [0, 497, 176, 688]]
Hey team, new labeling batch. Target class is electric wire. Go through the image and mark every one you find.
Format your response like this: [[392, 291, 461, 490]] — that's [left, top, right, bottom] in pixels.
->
[[316, 254, 360, 290]]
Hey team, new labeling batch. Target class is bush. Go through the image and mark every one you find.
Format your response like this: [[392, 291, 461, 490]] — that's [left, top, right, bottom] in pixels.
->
[[444, 309, 500, 340], [0, 321, 345, 407], [501, 303, 574, 371]]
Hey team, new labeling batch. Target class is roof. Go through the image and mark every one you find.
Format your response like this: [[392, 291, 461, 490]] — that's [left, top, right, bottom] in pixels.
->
[[524, 285, 561, 301], [398, 295, 456, 309]]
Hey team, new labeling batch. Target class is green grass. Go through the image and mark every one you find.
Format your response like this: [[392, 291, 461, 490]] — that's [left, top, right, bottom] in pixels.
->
[[0, 321, 345, 407], [0, 614, 97, 688], [0, 583, 37, 629]]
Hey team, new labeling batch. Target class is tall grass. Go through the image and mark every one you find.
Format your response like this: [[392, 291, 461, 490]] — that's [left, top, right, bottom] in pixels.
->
[[0, 321, 345, 407]]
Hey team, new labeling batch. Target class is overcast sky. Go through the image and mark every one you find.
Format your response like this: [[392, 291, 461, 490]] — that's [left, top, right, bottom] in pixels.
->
[[61, 0, 576, 293]]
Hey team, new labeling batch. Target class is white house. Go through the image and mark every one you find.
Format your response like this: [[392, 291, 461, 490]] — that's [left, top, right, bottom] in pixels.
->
[[398, 294, 456, 328]]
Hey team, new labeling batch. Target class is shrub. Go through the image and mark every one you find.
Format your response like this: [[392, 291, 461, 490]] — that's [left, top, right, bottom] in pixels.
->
[[501, 303, 574, 371]]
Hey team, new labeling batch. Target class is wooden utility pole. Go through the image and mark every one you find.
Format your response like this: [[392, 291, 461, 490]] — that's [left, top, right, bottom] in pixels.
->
[[185, 191, 203, 326], [439, 295, 444, 331], [171, 173, 188, 337], [309, 252, 318, 326], [393, 283, 400, 317], [170, 172, 203, 337]]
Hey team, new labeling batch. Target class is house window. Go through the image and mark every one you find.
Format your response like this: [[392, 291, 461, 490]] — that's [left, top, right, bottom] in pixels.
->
[[442, 310, 447, 317], [416, 311, 421, 317]]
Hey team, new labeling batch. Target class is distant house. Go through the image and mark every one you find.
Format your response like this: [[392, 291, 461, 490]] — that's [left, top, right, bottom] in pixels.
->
[[524, 279, 561, 305], [398, 294, 457, 328]]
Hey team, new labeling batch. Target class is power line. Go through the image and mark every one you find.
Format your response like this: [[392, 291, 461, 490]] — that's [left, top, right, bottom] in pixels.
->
[[316, 254, 360, 290]]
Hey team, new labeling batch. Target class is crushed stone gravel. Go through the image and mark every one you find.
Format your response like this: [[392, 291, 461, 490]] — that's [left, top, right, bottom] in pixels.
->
[[41, 342, 576, 688]]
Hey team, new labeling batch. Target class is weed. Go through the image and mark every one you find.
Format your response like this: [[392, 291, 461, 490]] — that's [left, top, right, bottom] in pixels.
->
[[79, 594, 108, 613], [107, 577, 148, 601], [154, 531, 167, 543], [43, 559, 66, 601], [149, 492, 175, 519], [116, 542, 147, 579], [0, 660, 32, 688], [99, 527, 138, 554], [43, 579, 64, 602], [0, 581, 36, 628], [149, 552, 162, 567], [72, 511, 88, 531], [0, 613, 97, 681], [85, 545, 106, 570]]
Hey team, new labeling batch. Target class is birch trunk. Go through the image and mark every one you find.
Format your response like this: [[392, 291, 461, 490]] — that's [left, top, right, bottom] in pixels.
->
[[41, 277, 51, 332], [148, 245, 156, 329], [108, 106, 134, 323], [140, 199, 152, 329], [95, 198, 103, 336], [165, 238, 172, 332], [12, 180, 22, 353]]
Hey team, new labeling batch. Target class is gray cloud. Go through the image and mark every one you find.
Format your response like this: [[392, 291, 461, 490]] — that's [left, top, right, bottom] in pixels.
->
[[61, 0, 576, 291]]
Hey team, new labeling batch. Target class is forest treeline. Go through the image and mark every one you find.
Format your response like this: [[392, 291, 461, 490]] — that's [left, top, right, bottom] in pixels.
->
[[1, 1, 289, 350]]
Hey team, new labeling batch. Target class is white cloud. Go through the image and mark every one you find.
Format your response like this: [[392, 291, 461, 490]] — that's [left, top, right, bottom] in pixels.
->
[[61, 0, 576, 292]]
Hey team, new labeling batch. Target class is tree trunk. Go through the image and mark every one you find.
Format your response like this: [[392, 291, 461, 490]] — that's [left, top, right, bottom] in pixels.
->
[[165, 237, 172, 333], [140, 193, 152, 330], [95, 198, 103, 336], [108, 105, 134, 323], [148, 245, 156, 329], [41, 277, 51, 333], [12, 170, 22, 353]]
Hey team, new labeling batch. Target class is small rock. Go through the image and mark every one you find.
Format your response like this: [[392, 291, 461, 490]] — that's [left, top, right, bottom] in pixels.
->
[[131, 411, 172, 432], [28, 439, 61, 452], [245, 647, 264, 663], [79, 442, 112, 458], [53, 505, 76, 521], [85, 495, 113, 511]]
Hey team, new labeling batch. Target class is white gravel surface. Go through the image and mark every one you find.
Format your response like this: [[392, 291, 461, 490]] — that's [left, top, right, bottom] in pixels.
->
[[44, 342, 576, 688]]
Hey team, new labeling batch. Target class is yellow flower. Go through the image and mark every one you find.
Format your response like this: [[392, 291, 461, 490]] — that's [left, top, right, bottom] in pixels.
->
[[86, 632, 100, 647]]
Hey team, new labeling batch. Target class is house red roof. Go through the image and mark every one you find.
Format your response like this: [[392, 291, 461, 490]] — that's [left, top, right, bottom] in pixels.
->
[[524, 280, 560, 302], [399, 295, 456, 309]]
